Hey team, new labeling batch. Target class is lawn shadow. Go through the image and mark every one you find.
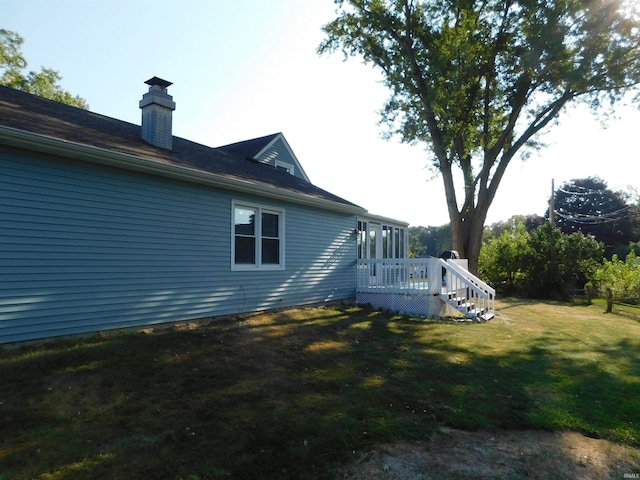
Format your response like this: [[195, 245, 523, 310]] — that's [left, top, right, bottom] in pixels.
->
[[1, 304, 639, 479]]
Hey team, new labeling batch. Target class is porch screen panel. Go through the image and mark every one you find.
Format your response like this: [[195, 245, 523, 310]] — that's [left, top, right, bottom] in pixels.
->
[[395, 228, 405, 258], [383, 226, 391, 259], [357, 221, 366, 259], [369, 228, 377, 259]]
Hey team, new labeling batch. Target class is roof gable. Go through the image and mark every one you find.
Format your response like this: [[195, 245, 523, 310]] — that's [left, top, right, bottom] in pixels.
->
[[217, 133, 311, 182], [253, 134, 311, 182]]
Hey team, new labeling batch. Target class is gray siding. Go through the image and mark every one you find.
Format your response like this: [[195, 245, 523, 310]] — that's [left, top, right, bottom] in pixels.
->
[[0, 147, 356, 343]]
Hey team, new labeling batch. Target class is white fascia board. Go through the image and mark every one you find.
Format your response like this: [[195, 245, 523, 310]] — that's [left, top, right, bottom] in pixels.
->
[[359, 212, 410, 228], [0, 126, 366, 216]]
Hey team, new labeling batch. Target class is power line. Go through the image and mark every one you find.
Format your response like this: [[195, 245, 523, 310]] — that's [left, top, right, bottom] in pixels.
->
[[555, 210, 626, 225], [556, 185, 605, 196], [557, 183, 635, 197], [554, 203, 636, 224], [552, 180, 637, 225]]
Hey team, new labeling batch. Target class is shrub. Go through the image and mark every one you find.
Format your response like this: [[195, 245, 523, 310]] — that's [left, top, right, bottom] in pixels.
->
[[480, 224, 604, 299], [479, 222, 530, 295], [591, 252, 640, 300]]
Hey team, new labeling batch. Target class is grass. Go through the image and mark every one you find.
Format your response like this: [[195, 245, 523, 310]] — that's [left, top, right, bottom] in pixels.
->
[[1, 299, 640, 479]]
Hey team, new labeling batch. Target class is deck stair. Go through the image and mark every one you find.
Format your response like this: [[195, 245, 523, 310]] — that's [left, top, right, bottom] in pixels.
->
[[438, 259, 496, 322], [439, 291, 495, 322]]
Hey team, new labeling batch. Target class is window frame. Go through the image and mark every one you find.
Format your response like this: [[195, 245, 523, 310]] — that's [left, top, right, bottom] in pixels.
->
[[232, 201, 285, 271], [275, 160, 295, 176]]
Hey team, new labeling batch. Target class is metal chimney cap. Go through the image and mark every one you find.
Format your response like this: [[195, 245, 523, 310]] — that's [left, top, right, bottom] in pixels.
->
[[144, 77, 173, 88]]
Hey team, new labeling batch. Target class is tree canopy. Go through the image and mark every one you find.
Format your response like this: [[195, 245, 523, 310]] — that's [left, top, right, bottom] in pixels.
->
[[408, 224, 452, 257], [482, 213, 545, 241], [319, 0, 640, 272], [1, 29, 88, 109]]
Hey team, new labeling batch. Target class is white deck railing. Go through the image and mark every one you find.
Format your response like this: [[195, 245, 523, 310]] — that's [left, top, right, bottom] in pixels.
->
[[357, 258, 432, 294]]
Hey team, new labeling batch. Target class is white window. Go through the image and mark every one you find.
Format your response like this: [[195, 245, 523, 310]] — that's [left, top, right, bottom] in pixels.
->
[[275, 160, 294, 175], [232, 202, 284, 270]]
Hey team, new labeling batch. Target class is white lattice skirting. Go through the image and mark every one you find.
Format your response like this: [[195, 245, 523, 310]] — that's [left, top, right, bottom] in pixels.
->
[[356, 291, 441, 318]]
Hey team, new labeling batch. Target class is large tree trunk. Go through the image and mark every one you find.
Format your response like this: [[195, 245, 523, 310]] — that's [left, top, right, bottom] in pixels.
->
[[451, 210, 488, 274], [440, 158, 490, 275], [451, 211, 487, 275]]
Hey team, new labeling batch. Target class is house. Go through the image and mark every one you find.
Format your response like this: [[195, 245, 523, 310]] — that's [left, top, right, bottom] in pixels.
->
[[0, 78, 411, 344]]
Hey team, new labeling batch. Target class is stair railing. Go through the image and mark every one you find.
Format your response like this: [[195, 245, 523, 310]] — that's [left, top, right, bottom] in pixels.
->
[[440, 259, 496, 317]]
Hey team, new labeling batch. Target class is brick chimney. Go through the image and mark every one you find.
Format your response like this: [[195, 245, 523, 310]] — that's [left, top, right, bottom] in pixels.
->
[[139, 77, 176, 150]]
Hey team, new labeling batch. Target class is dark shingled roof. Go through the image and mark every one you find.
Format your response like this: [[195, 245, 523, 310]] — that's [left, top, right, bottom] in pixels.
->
[[216, 133, 281, 160], [0, 86, 362, 211]]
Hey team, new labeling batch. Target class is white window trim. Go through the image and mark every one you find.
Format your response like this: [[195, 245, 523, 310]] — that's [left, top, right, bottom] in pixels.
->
[[231, 200, 285, 271]]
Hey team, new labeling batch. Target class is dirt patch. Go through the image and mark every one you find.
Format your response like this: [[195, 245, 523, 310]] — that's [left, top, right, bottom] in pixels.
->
[[340, 428, 640, 479]]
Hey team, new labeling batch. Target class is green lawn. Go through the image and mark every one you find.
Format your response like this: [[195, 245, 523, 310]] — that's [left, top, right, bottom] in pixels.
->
[[1, 299, 639, 479], [591, 297, 640, 318]]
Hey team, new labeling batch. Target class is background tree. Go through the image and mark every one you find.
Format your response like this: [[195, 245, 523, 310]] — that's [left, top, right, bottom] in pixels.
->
[[1, 29, 88, 109], [523, 225, 603, 298], [408, 224, 451, 257], [550, 177, 638, 257], [319, 0, 640, 272], [482, 214, 545, 242]]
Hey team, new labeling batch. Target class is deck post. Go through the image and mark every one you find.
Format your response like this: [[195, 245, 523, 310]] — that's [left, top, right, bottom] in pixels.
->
[[428, 258, 441, 294]]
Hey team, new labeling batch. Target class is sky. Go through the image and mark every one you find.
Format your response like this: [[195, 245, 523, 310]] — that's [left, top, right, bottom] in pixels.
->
[[2, 0, 639, 227]]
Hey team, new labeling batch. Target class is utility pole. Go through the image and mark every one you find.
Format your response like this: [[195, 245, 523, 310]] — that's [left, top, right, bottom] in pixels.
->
[[549, 178, 556, 227]]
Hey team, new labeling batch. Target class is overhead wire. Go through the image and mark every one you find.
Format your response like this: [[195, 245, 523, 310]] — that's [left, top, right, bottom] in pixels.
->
[[553, 183, 637, 225], [554, 209, 630, 225], [557, 185, 604, 196], [555, 206, 634, 224], [557, 183, 633, 197]]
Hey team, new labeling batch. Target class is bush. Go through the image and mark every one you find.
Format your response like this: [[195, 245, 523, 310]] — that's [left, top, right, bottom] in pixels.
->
[[479, 224, 604, 299], [479, 222, 530, 295], [591, 252, 640, 300]]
